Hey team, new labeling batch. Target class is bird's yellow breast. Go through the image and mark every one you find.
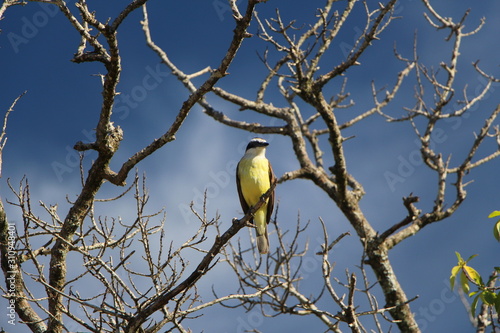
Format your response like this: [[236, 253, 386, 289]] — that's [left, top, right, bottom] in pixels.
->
[[238, 156, 270, 206]]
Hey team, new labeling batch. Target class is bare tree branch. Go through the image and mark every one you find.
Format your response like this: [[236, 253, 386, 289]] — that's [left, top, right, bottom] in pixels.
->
[[0, 94, 47, 333], [125, 180, 277, 331], [2, 0, 499, 332], [199, 1, 499, 332]]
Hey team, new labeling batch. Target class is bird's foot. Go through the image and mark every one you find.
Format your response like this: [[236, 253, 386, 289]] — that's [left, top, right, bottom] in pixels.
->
[[244, 221, 256, 228], [232, 217, 255, 228]]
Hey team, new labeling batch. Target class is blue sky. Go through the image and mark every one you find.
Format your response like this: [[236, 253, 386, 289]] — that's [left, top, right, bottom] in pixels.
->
[[1, 0, 500, 332]]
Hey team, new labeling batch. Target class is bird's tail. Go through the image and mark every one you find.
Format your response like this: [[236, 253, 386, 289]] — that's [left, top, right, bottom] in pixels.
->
[[255, 210, 269, 254], [256, 229, 269, 254]]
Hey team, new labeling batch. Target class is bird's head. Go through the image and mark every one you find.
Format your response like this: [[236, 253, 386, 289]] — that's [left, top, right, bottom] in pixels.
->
[[246, 137, 269, 150], [244, 138, 269, 157]]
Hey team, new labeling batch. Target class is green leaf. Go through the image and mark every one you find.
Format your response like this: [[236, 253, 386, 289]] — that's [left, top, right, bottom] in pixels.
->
[[455, 251, 464, 264], [471, 293, 482, 317], [482, 290, 497, 305], [461, 271, 470, 294], [494, 221, 500, 242], [465, 254, 478, 263], [464, 266, 483, 286], [450, 266, 461, 289], [487, 273, 499, 285], [495, 292, 500, 315], [488, 211, 500, 218]]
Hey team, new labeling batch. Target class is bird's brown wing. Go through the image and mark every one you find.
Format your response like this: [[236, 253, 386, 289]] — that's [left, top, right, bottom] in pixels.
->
[[236, 161, 250, 215], [266, 161, 276, 225]]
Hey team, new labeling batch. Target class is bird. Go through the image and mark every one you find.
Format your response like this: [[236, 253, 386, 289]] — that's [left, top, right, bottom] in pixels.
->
[[236, 137, 276, 254]]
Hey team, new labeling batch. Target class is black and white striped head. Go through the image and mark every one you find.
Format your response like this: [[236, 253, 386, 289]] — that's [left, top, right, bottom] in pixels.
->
[[245, 138, 269, 151]]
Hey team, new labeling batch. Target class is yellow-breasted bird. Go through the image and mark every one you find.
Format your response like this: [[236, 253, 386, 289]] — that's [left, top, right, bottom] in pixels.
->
[[236, 138, 276, 254]]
